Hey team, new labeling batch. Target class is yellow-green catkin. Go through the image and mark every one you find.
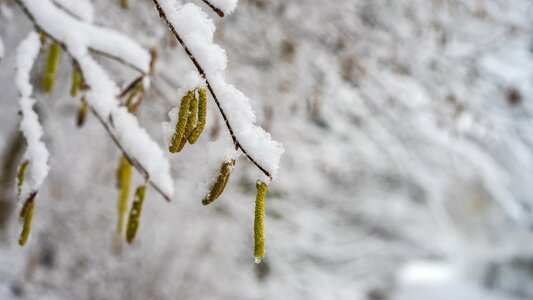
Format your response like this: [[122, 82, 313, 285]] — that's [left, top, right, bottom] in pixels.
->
[[169, 91, 193, 153], [16, 160, 29, 197], [70, 67, 81, 97], [202, 160, 235, 206], [126, 185, 146, 244], [116, 155, 132, 234], [120, 0, 129, 8], [188, 88, 207, 144], [42, 43, 61, 94], [254, 181, 268, 263], [77, 98, 88, 127], [18, 192, 36, 246], [178, 89, 198, 150]]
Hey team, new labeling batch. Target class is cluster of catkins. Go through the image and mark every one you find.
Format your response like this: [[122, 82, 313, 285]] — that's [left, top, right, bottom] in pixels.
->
[[166, 88, 269, 262]]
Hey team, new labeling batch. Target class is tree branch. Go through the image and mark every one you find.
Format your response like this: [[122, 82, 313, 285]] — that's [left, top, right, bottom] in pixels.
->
[[152, 0, 273, 181], [14, 0, 171, 202]]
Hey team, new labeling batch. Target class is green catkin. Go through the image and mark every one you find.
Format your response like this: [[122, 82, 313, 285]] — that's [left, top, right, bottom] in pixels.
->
[[254, 181, 268, 263], [188, 88, 207, 144], [116, 155, 132, 234], [16, 160, 29, 197], [120, 0, 128, 8], [126, 185, 146, 244], [169, 91, 193, 153], [185, 90, 198, 140], [177, 90, 198, 150], [18, 192, 36, 246], [70, 67, 81, 97], [42, 43, 61, 94], [202, 160, 235, 206]]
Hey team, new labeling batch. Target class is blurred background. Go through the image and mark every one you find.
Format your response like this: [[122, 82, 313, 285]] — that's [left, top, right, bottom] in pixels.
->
[[1, 0, 533, 299]]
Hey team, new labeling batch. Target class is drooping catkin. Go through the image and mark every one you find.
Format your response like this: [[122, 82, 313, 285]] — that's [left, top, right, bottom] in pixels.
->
[[188, 88, 207, 144], [185, 90, 198, 140], [116, 155, 132, 234], [70, 67, 81, 97], [77, 97, 88, 127], [42, 43, 61, 94], [202, 160, 235, 206], [126, 185, 146, 244], [16, 160, 29, 197], [169, 91, 193, 153], [18, 192, 37, 246], [120, 0, 128, 8], [254, 181, 268, 263]]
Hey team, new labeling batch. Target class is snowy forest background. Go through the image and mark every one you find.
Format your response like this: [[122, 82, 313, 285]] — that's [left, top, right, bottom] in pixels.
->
[[1, 0, 533, 299]]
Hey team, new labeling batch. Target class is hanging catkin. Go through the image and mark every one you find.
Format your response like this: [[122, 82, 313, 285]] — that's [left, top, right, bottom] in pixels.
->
[[188, 87, 207, 144], [18, 192, 37, 246], [202, 160, 235, 205], [116, 155, 132, 234], [169, 91, 193, 153], [254, 181, 268, 263], [126, 185, 146, 244], [70, 67, 81, 97], [16, 160, 29, 197], [42, 43, 61, 94]]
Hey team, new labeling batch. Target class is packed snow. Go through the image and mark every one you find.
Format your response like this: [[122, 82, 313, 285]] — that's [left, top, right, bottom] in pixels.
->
[[15, 32, 50, 201], [210, 0, 238, 15]]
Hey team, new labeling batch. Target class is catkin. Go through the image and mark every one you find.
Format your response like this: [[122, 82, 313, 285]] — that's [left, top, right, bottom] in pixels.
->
[[77, 98, 88, 127], [116, 155, 132, 234], [202, 160, 235, 205], [254, 181, 268, 263], [120, 0, 129, 8], [185, 90, 198, 140], [126, 185, 146, 244], [17, 160, 29, 197], [18, 192, 37, 246], [70, 67, 81, 97], [188, 88, 207, 144], [169, 91, 193, 153], [42, 43, 61, 94]]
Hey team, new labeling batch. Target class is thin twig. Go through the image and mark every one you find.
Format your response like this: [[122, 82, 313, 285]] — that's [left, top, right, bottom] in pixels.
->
[[14, 0, 171, 202], [152, 0, 273, 181], [201, 0, 225, 17]]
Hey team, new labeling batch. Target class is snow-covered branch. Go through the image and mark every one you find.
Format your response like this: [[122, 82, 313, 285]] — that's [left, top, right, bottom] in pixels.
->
[[14, 0, 174, 201], [153, 0, 283, 182]]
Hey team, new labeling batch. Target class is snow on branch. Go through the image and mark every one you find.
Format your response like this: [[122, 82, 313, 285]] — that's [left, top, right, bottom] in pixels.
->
[[154, 0, 284, 182], [15, 31, 50, 202], [51, 0, 94, 22], [16, 0, 174, 200], [201, 0, 238, 17]]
